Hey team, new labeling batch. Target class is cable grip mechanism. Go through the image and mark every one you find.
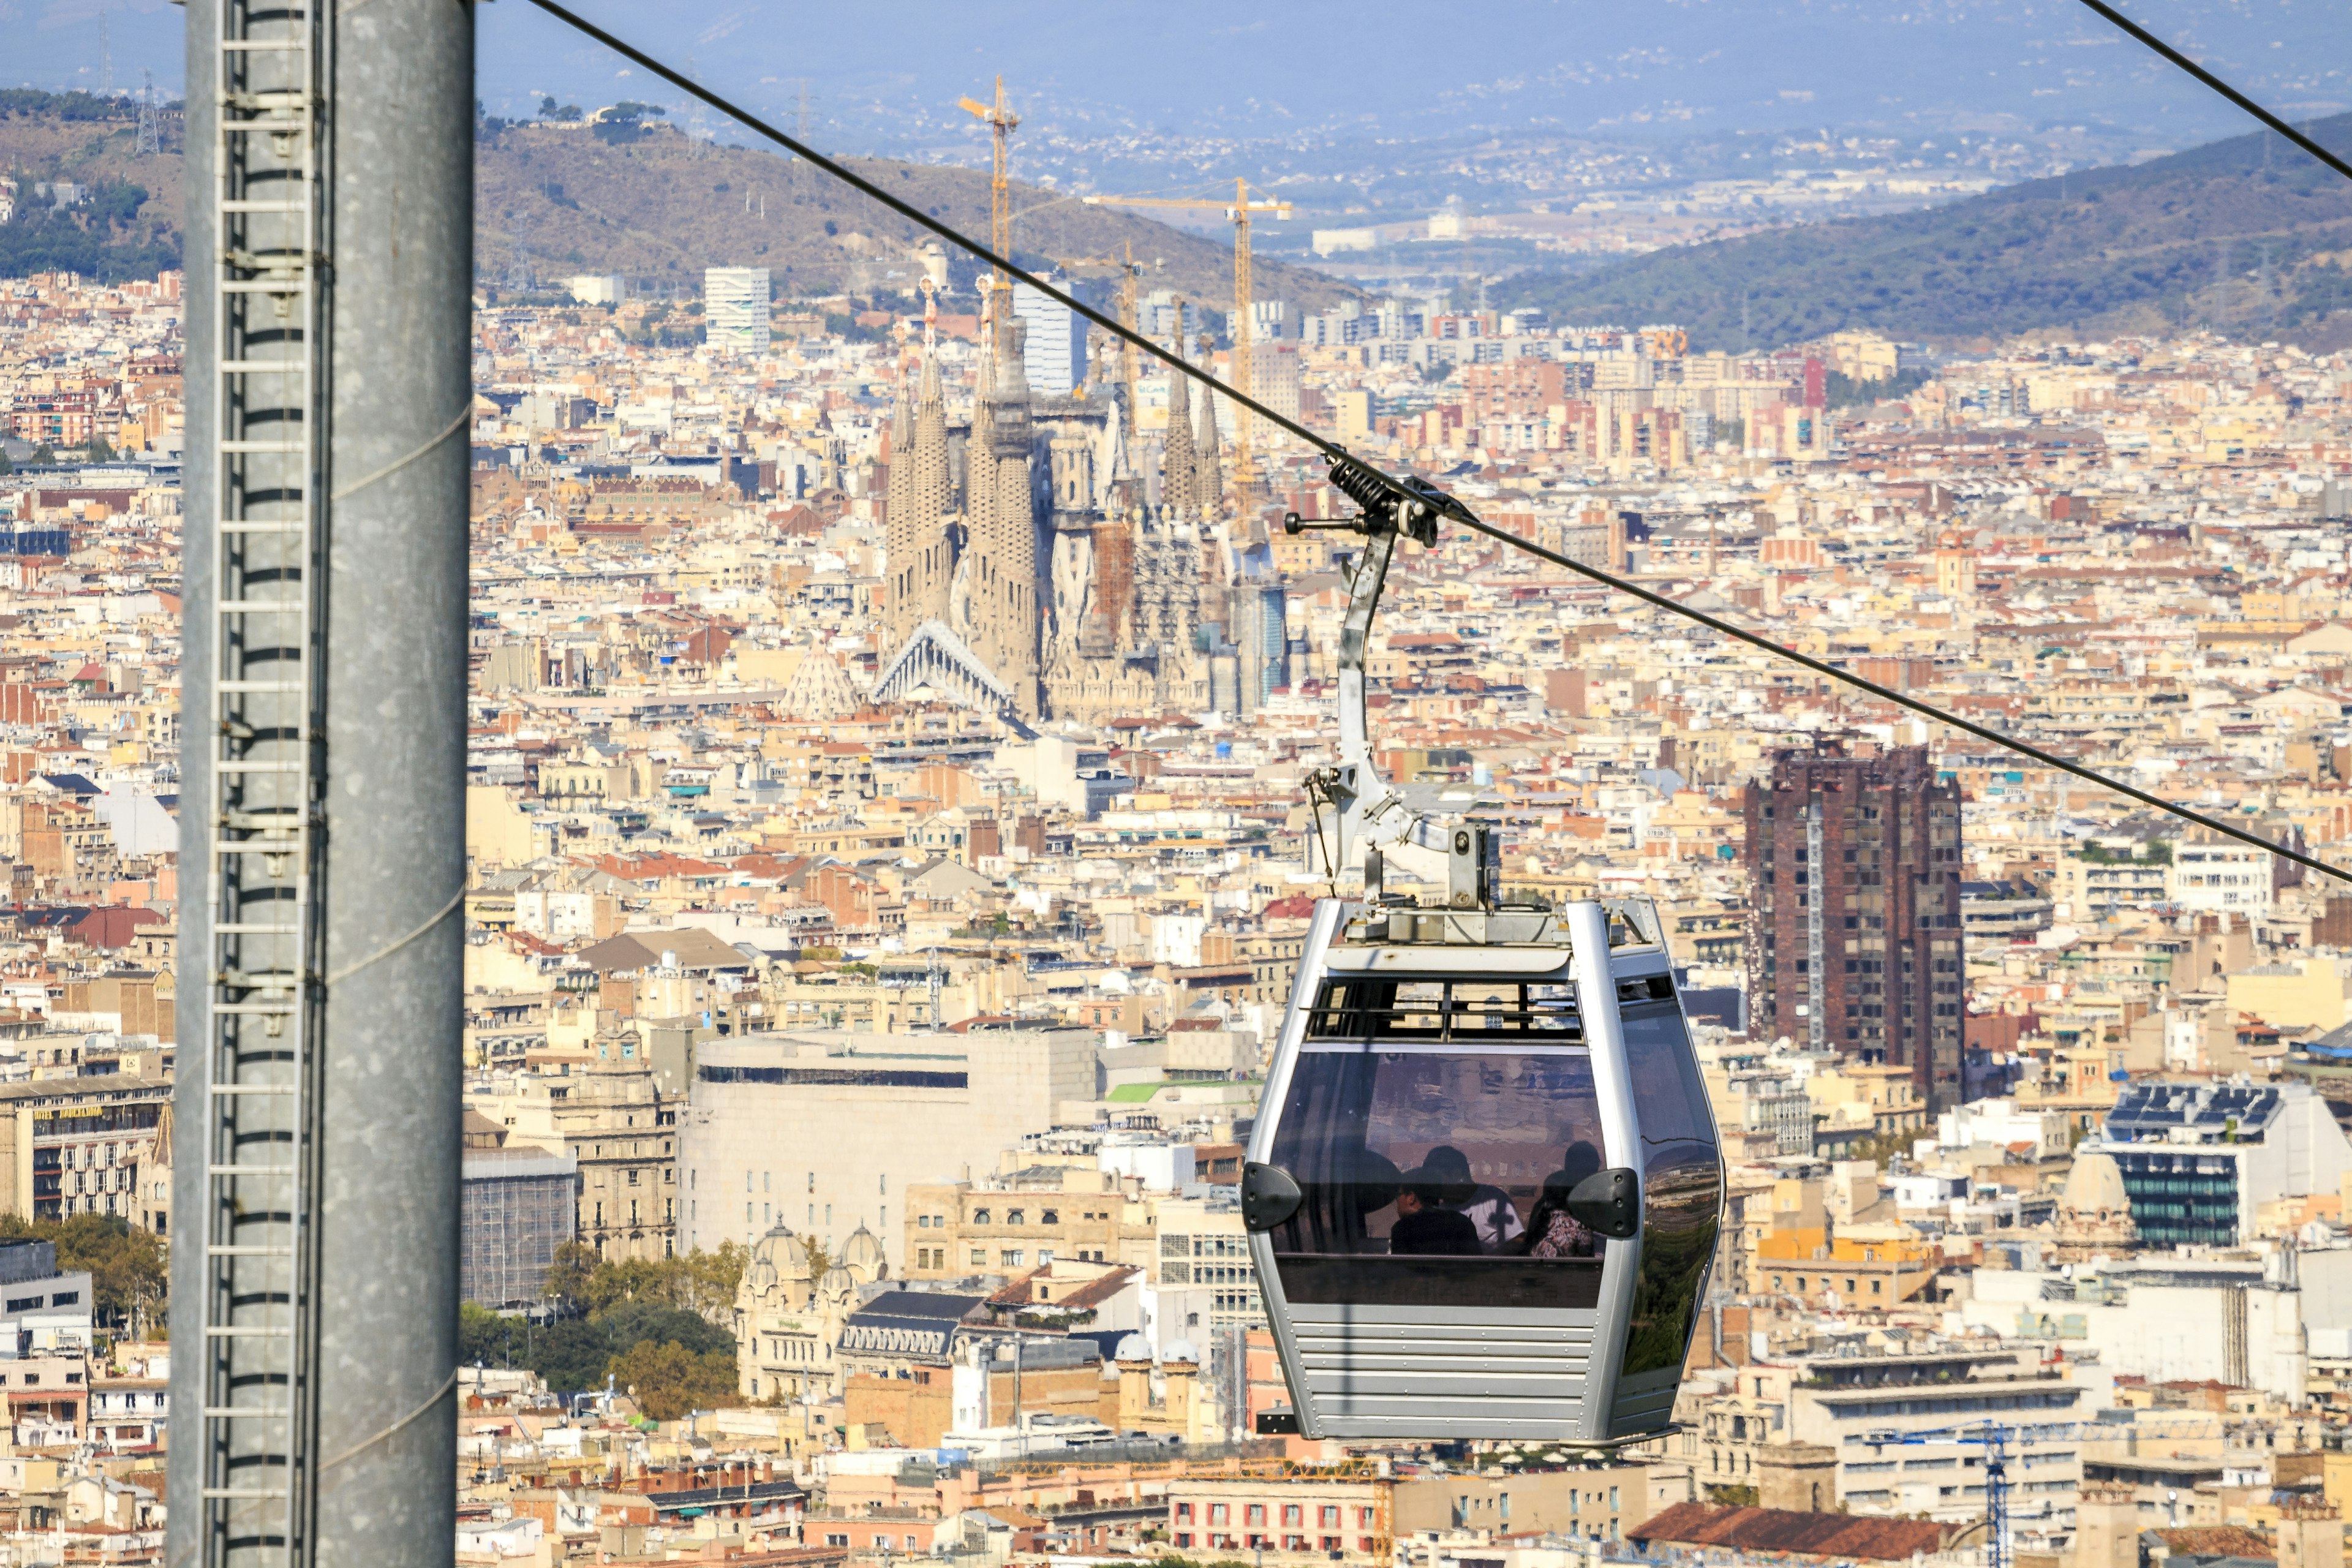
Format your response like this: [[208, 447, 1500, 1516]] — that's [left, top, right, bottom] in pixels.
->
[[1283, 453, 1446, 546]]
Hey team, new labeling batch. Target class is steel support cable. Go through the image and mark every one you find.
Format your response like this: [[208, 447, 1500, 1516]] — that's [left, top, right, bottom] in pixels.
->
[[521, 0, 2352, 887], [317, 1365, 460, 1473], [2073, 0, 2352, 186], [320, 883, 464, 987], [328, 404, 469, 502]]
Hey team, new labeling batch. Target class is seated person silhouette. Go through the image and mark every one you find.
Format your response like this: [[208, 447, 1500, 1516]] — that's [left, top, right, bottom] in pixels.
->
[[1420, 1144, 1525, 1253], [1519, 1140, 1604, 1259], [1389, 1166, 1484, 1256]]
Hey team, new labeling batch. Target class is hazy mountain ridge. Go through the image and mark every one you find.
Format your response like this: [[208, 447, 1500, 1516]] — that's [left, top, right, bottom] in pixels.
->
[[0, 104, 1354, 318], [472, 121, 1357, 314], [1500, 115, 2352, 352]]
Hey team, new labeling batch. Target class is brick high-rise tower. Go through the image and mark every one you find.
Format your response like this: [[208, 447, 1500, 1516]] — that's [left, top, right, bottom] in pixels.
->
[[1743, 744, 1964, 1110]]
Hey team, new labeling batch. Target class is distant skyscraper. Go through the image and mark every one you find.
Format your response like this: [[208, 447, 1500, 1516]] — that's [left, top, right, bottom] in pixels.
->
[[704, 266, 771, 355], [1235, 581, 1286, 717], [1744, 744, 1964, 1111], [1011, 277, 1085, 395]]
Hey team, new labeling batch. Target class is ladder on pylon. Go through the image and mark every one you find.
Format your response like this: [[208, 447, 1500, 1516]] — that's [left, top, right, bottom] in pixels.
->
[[201, 0, 331, 1561]]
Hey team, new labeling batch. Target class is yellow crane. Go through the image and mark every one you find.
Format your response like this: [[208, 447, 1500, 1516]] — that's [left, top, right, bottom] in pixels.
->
[[956, 77, 1020, 302], [1082, 179, 1291, 504], [1050, 243, 1144, 437]]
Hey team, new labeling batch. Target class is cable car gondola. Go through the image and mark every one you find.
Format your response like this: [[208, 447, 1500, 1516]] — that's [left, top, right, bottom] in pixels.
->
[[1239, 479, 1723, 1444]]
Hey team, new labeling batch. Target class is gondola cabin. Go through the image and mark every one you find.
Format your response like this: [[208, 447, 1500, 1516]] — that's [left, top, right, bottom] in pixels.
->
[[1242, 895, 1722, 1444]]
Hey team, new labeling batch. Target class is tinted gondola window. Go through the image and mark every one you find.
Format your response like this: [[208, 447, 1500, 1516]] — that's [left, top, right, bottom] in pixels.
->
[[1265, 1034, 1605, 1310], [1616, 1003, 1722, 1379]]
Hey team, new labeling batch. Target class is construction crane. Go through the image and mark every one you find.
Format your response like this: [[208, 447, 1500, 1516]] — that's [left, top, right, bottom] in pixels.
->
[[1866, 1414, 2242, 1568], [1050, 243, 1144, 437], [956, 77, 1020, 301], [1081, 179, 1291, 506]]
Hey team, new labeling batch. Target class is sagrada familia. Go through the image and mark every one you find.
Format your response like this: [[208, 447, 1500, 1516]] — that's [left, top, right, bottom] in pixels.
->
[[872, 293, 1240, 725]]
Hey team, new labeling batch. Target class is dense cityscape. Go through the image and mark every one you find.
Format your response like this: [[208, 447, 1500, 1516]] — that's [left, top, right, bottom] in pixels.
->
[[10, 103, 2352, 1566]]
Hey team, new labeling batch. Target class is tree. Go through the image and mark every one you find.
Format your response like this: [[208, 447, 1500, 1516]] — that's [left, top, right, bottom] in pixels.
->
[[607, 1338, 737, 1422], [538, 95, 559, 119], [0, 1214, 165, 1334], [595, 1301, 733, 1360], [459, 1301, 508, 1366], [28, 444, 53, 466], [83, 435, 113, 463], [543, 1244, 748, 1327], [531, 1316, 625, 1393], [677, 1241, 747, 1322], [543, 1239, 600, 1311]]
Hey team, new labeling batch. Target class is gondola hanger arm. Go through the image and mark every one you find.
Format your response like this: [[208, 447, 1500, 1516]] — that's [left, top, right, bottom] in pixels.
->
[[1291, 463, 1458, 887]]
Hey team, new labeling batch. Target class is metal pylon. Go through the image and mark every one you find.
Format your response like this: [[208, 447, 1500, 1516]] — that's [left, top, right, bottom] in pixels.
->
[[202, 0, 331, 1559]]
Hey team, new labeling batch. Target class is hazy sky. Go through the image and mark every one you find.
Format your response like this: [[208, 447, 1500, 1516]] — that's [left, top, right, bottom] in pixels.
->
[[6, 0, 2349, 155]]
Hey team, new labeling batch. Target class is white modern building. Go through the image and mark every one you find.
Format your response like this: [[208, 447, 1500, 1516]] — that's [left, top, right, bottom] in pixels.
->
[[2173, 840, 2274, 916], [704, 266, 771, 355], [1011, 276, 1085, 395]]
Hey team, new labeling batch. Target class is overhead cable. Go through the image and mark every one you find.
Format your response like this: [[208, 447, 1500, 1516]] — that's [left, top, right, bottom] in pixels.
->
[[1447, 514, 2352, 888], [519, 0, 2351, 886], [2073, 0, 2352, 186]]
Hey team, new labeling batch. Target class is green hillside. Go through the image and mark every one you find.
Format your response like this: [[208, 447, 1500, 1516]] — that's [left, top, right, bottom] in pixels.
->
[[0, 95, 1353, 315], [1502, 114, 2352, 352], [0, 90, 183, 281]]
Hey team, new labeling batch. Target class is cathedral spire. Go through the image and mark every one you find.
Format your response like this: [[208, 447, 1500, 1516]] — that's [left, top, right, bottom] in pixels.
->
[[910, 338, 952, 540], [886, 355, 912, 467], [1162, 301, 1196, 519], [1195, 369, 1223, 519]]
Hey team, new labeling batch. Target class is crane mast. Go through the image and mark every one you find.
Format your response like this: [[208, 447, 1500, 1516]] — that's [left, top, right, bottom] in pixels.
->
[[1082, 183, 1292, 510], [956, 77, 1020, 307]]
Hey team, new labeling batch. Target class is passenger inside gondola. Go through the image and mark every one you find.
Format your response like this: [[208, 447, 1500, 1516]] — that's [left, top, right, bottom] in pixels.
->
[[1389, 1167, 1483, 1256], [1265, 993, 1612, 1303], [1517, 1142, 1602, 1258], [1417, 1145, 1523, 1252]]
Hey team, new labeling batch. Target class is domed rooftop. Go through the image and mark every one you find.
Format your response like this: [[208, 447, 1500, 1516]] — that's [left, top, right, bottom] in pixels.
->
[[1164, 1337, 1198, 1365], [840, 1224, 888, 1280], [820, 1263, 858, 1297], [752, 1225, 812, 1280], [2062, 1147, 2128, 1214], [1115, 1333, 1152, 1363]]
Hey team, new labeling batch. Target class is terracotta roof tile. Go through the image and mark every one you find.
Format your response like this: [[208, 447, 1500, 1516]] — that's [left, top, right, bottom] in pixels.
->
[[1632, 1503, 1950, 1562]]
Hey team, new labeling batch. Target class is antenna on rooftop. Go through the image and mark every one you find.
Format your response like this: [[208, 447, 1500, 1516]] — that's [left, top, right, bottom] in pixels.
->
[[99, 9, 112, 97]]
